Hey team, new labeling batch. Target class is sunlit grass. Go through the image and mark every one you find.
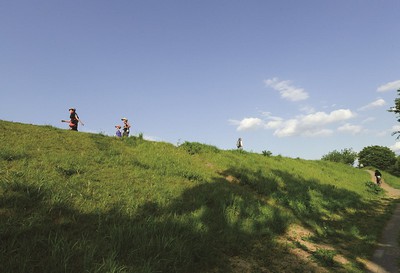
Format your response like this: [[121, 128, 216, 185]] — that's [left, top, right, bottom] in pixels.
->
[[0, 120, 398, 273]]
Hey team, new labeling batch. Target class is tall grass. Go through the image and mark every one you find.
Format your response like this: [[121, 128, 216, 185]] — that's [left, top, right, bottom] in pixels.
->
[[0, 120, 398, 272]]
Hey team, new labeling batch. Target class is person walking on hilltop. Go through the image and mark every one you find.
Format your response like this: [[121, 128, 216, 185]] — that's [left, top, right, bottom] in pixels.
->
[[237, 138, 243, 150], [121, 117, 131, 137], [62, 108, 84, 131], [375, 169, 382, 185]]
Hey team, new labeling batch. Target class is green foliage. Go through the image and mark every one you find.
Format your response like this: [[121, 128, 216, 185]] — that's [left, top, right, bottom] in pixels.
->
[[321, 148, 357, 165], [358, 145, 396, 170], [365, 181, 384, 194], [0, 120, 398, 273], [262, 150, 273, 157], [389, 156, 400, 176], [178, 141, 220, 155]]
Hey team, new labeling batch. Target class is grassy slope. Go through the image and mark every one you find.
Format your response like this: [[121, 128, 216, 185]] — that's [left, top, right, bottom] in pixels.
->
[[0, 120, 398, 273]]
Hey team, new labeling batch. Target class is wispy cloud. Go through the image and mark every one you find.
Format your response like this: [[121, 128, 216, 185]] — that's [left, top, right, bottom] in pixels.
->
[[382, 125, 400, 138], [300, 109, 355, 126], [361, 117, 376, 124], [377, 80, 400, 92], [264, 77, 309, 101], [299, 105, 316, 114], [268, 117, 335, 138], [337, 123, 363, 135], [358, 98, 386, 111], [230, 109, 356, 137]]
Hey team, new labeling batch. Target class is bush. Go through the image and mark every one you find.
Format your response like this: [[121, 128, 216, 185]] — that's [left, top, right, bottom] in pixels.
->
[[321, 148, 357, 165], [178, 141, 220, 155], [365, 181, 383, 194], [262, 150, 272, 157]]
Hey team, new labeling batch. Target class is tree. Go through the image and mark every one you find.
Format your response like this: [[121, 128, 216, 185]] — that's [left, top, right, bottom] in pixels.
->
[[388, 88, 400, 138], [321, 148, 358, 165], [389, 155, 400, 176], [358, 145, 396, 170]]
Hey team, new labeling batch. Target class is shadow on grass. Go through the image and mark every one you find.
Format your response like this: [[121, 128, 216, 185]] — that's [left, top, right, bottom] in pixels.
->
[[221, 166, 386, 271], [0, 166, 386, 273]]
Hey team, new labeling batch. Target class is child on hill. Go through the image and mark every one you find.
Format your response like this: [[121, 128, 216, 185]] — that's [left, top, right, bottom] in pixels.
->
[[115, 125, 122, 138]]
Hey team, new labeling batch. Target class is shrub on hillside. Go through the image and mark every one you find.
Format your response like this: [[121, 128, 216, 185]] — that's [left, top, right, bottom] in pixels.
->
[[262, 150, 273, 157], [179, 141, 220, 155], [321, 148, 357, 165]]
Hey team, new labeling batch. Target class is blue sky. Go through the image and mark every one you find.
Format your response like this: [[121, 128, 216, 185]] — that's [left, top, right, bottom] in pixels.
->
[[1, 1, 400, 159]]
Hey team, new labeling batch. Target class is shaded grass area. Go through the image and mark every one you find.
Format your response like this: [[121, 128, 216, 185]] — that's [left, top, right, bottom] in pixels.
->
[[0, 120, 397, 272]]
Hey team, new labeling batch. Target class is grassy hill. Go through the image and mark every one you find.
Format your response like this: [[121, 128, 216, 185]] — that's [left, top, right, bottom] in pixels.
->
[[0, 120, 398, 273]]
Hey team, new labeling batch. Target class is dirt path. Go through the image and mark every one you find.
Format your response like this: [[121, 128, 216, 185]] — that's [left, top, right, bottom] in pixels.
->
[[365, 170, 400, 273]]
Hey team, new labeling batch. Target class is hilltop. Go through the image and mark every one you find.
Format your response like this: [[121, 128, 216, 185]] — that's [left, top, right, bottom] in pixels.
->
[[0, 120, 398, 273]]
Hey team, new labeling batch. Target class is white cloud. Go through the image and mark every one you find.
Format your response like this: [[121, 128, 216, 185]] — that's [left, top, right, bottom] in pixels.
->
[[266, 119, 283, 129], [229, 117, 265, 131], [390, 142, 400, 153], [273, 119, 298, 137], [275, 109, 355, 137], [337, 123, 363, 135], [301, 109, 355, 126], [273, 119, 334, 137], [265, 77, 309, 101], [377, 80, 400, 92], [230, 109, 356, 137], [358, 99, 386, 111]]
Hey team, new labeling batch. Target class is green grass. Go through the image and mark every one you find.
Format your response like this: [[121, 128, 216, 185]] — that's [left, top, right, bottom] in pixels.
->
[[0, 120, 398, 272]]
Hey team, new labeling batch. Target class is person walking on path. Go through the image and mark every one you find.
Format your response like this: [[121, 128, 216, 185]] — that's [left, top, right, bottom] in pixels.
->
[[236, 138, 243, 150], [62, 108, 84, 131], [115, 125, 122, 137], [121, 117, 131, 137], [375, 169, 382, 185]]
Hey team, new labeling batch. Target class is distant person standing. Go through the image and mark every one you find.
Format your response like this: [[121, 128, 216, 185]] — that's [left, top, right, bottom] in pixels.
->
[[236, 138, 243, 150], [115, 125, 122, 137], [375, 169, 382, 185], [121, 117, 131, 137], [62, 108, 84, 131]]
